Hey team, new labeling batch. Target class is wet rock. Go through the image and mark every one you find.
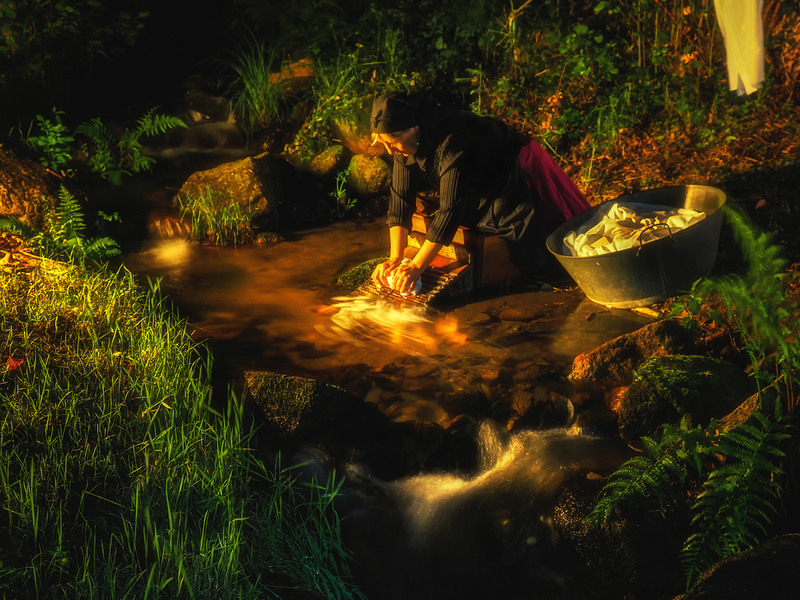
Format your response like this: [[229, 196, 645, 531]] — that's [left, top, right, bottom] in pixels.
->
[[439, 389, 492, 419], [308, 144, 352, 178], [268, 57, 316, 97], [498, 307, 544, 321], [184, 88, 231, 122], [244, 371, 473, 480], [554, 474, 689, 600], [673, 534, 800, 600], [346, 154, 391, 198], [616, 355, 755, 447], [178, 151, 282, 230], [0, 148, 60, 230], [570, 318, 697, 384], [511, 393, 575, 431]]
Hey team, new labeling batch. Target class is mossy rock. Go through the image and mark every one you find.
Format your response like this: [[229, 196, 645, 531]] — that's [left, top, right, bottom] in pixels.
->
[[308, 144, 352, 178], [245, 371, 365, 438], [347, 154, 391, 197], [336, 257, 387, 290], [617, 355, 755, 447]]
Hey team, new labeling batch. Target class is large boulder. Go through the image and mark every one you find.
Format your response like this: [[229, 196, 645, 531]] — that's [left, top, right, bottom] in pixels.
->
[[178, 151, 281, 230], [570, 319, 697, 384], [346, 154, 391, 198], [0, 148, 60, 230], [616, 355, 755, 447]]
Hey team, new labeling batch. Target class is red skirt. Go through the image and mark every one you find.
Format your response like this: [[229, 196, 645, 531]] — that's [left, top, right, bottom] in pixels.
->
[[517, 139, 591, 229]]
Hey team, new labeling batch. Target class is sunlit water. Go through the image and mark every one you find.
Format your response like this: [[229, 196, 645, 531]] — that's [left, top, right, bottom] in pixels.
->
[[122, 218, 650, 427], [121, 215, 651, 598]]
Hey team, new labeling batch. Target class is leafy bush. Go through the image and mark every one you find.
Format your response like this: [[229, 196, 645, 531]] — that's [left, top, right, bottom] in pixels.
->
[[74, 108, 187, 184]]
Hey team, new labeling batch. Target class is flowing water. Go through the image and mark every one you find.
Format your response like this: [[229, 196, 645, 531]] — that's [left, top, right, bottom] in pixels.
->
[[122, 217, 650, 426], [121, 208, 652, 599]]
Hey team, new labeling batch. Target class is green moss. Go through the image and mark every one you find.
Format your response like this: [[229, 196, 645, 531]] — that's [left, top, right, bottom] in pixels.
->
[[619, 355, 754, 444], [244, 371, 357, 436], [335, 257, 387, 290]]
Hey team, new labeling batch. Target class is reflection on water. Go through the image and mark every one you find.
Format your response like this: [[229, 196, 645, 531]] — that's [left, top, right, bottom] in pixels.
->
[[317, 295, 468, 354], [122, 218, 650, 426]]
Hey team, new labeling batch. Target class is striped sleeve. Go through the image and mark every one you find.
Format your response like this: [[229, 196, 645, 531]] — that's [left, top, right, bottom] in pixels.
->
[[425, 145, 466, 245], [387, 156, 417, 231]]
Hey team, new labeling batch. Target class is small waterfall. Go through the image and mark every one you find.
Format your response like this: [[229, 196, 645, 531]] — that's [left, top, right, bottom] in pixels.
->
[[349, 424, 629, 600]]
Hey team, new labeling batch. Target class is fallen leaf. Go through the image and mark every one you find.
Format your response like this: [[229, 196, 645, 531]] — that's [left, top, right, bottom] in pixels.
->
[[6, 356, 24, 370]]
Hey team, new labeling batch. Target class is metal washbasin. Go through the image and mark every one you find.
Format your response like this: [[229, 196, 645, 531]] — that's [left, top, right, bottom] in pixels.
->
[[546, 185, 727, 308]]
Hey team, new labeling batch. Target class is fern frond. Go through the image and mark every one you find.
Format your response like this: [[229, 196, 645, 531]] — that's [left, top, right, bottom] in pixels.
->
[[0, 216, 38, 240], [679, 410, 791, 587], [132, 107, 187, 138]]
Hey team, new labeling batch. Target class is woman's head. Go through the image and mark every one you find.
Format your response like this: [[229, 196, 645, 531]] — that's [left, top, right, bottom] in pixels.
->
[[371, 92, 420, 155], [371, 92, 418, 133]]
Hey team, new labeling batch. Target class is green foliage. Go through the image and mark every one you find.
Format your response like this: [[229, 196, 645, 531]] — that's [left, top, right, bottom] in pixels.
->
[[595, 208, 798, 586], [75, 107, 187, 185], [0, 1, 149, 88], [587, 419, 715, 527], [289, 48, 379, 160], [330, 163, 357, 218], [671, 206, 800, 394], [680, 411, 791, 585], [224, 30, 287, 139], [0, 185, 120, 266], [589, 411, 791, 588], [25, 108, 75, 174], [0, 265, 362, 598], [178, 186, 258, 246]]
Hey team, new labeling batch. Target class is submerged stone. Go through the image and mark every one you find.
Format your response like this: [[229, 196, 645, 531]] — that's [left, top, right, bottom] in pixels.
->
[[244, 371, 365, 437], [178, 151, 282, 230]]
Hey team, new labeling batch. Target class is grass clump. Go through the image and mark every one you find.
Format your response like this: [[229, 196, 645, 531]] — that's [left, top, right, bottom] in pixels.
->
[[0, 261, 363, 599], [178, 186, 258, 246]]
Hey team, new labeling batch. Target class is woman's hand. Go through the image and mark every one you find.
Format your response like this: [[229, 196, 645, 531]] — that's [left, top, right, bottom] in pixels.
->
[[387, 260, 422, 294], [371, 257, 404, 288]]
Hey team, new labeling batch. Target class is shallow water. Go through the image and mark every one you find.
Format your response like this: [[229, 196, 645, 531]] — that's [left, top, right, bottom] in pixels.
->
[[122, 217, 651, 427]]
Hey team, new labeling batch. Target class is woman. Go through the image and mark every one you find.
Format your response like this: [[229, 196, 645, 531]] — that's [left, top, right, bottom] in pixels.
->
[[370, 91, 590, 294]]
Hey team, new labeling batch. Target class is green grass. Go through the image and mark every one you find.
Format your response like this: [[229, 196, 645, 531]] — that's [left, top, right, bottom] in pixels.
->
[[0, 261, 363, 599], [225, 31, 286, 140], [178, 186, 258, 246]]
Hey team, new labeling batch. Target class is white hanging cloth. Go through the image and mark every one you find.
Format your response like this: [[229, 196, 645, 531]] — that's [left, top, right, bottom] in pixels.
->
[[714, 0, 765, 95]]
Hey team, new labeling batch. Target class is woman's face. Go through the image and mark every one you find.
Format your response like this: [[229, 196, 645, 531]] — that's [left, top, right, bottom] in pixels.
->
[[372, 126, 420, 156]]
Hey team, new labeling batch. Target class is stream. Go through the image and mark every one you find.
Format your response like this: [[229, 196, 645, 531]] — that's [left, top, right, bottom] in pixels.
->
[[122, 217, 650, 427], [119, 214, 652, 599]]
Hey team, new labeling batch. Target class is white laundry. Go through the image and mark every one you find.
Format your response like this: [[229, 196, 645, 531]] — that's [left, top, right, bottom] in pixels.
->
[[714, 0, 765, 95], [386, 258, 422, 295], [561, 201, 706, 257]]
